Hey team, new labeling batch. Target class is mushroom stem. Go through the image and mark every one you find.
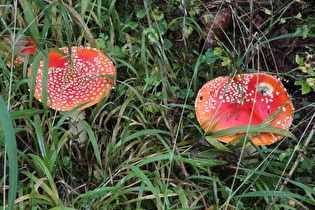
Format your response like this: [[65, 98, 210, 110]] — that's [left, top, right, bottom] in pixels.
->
[[238, 140, 269, 165], [60, 110, 88, 144], [239, 145, 259, 165]]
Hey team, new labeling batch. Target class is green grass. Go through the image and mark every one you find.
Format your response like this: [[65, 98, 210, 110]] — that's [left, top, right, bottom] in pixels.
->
[[0, 96, 18, 209], [1, 0, 315, 209]]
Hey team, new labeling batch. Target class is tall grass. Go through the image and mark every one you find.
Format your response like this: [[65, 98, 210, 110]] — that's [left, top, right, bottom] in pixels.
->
[[0, 96, 18, 209], [0, 0, 314, 209]]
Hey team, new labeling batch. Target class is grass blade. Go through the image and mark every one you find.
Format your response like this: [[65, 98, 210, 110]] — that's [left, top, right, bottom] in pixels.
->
[[81, 120, 102, 167], [0, 96, 18, 209]]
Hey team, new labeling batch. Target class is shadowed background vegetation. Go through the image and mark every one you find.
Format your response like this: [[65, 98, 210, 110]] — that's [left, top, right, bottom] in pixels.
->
[[0, 0, 315, 209]]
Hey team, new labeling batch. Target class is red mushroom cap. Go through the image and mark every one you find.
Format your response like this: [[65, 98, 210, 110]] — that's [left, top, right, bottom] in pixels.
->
[[195, 73, 294, 146], [28, 46, 116, 111], [20, 37, 36, 55], [2, 35, 37, 66]]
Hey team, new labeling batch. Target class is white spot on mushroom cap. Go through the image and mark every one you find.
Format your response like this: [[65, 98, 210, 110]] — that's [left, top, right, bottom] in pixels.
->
[[29, 46, 116, 111], [195, 73, 294, 145]]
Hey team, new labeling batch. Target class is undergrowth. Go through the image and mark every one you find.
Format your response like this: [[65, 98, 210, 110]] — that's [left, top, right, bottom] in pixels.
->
[[0, 0, 315, 209]]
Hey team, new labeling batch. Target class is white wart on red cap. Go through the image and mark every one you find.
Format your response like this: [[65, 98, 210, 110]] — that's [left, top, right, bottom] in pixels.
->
[[28, 46, 116, 111], [195, 73, 294, 146]]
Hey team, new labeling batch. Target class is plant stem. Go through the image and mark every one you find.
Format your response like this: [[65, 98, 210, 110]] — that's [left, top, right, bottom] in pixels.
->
[[61, 110, 88, 144]]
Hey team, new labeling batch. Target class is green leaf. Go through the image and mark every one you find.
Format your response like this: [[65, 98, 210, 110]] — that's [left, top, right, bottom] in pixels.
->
[[114, 129, 173, 150], [176, 155, 228, 168], [294, 80, 311, 94], [136, 10, 146, 19], [144, 74, 160, 86], [308, 67, 315, 76], [26, 154, 60, 205], [179, 88, 194, 99], [143, 27, 159, 43], [81, 120, 102, 168], [295, 12, 302, 19], [214, 47, 223, 55], [202, 48, 221, 65], [150, 9, 164, 21], [205, 135, 231, 152], [10, 109, 44, 120], [264, 8, 272, 15], [19, 0, 40, 43], [126, 21, 139, 29], [221, 57, 231, 66], [295, 54, 304, 65], [163, 38, 173, 50], [127, 165, 163, 206], [0, 96, 18, 209], [296, 25, 309, 39], [306, 78, 315, 86], [278, 148, 293, 161]]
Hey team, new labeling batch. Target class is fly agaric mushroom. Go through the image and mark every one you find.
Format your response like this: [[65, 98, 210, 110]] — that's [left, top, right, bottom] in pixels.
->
[[1, 34, 36, 66], [28, 46, 115, 143], [195, 73, 294, 146]]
